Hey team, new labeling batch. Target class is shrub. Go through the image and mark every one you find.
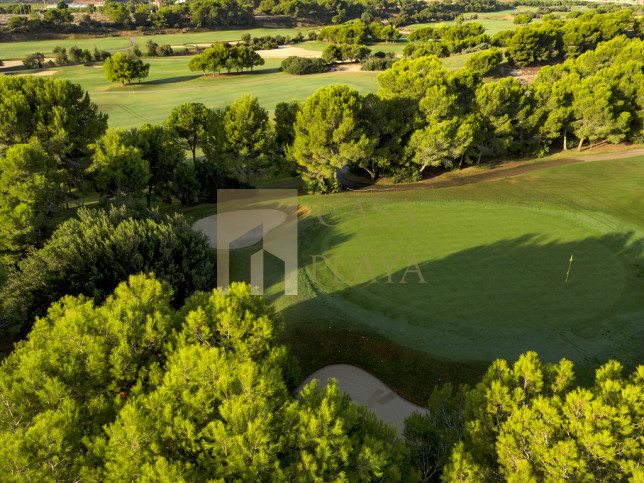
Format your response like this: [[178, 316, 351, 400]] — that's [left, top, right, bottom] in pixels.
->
[[361, 51, 396, 70], [0, 207, 215, 336], [280, 56, 327, 75]]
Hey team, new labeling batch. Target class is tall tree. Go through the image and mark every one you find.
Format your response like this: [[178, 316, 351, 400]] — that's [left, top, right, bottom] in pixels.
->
[[290, 85, 373, 183], [571, 75, 631, 150], [135, 124, 186, 207], [439, 352, 644, 482], [218, 95, 274, 184], [0, 277, 410, 481], [0, 144, 61, 263], [474, 77, 538, 156], [274, 99, 302, 154], [166, 102, 214, 163], [103, 52, 150, 85], [0, 76, 107, 197], [88, 128, 150, 204]]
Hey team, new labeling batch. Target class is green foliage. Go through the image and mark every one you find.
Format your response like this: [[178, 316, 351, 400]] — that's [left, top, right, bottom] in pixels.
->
[[404, 42, 450, 59], [408, 22, 485, 42], [360, 51, 397, 71], [439, 353, 644, 482], [505, 10, 635, 67], [322, 43, 371, 63], [103, 52, 150, 85], [188, 43, 264, 76], [513, 13, 532, 25], [0, 276, 408, 481], [464, 48, 503, 76], [88, 128, 150, 204], [0, 144, 62, 263], [280, 56, 327, 75], [274, 99, 302, 153], [189, 0, 253, 28], [377, 55, 452, 102], [211, 95, 275, 184], [318, 20, 368, 44], [165, 102, 214, 162], [136, 123, 186, 207], [290, 84, 373, 182], [0, 207, 214, 336], [0, 76, 107, 193]]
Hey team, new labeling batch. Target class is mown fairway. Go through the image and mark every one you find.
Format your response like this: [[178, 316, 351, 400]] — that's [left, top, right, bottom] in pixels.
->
[[0, 49, 480, 127], [3, 56, 380, 127], [224, 155, 644, 382]]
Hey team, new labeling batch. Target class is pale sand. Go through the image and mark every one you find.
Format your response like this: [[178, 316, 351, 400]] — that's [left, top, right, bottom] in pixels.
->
[[256, 45, 322, 59], [298, 364, 427, 433], [332, 62, 362, 72], [1, 60, 23, 68], [18, 70, 56, 76], [192, 209, 287, 249]]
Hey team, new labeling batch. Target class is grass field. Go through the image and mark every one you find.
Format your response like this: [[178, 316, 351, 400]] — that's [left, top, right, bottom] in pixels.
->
[[0, 4, 567, 60], [212, 155, 644, 402], [1, 45, 483, 127], [0, 28, 319, 60], [406, 6, 589, 35]]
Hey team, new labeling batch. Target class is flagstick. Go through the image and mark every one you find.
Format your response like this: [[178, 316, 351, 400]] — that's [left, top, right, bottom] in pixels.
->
[[565, 255, 573, 283]]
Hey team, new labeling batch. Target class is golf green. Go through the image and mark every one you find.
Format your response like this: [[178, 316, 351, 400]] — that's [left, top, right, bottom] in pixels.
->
[[225, 156, 644, 371], [304, 200, 626, 329]]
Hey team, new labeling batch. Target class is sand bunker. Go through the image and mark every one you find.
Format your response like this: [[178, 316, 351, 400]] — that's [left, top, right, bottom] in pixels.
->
[[298, 364, 427, 433], [18, 70, 56, 77], [332, 62, 362, 72], [257, 46, 322, 59], [192, 209, 288, 249], [1, 60, 23, 68]]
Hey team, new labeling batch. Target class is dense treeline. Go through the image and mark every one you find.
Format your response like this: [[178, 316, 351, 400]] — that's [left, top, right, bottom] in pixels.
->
[[0, 207, 214, 336], [403, 11, 643, 66], [1, 0, 638, 38], [318, 20, 401, 44], [188, 43, 264, 75], [290, 35, 644, 188], [408, 352, 644, 481], [500, 10, 643, 66], [0, 275, 641, 480], [0, 275, 412, 481]]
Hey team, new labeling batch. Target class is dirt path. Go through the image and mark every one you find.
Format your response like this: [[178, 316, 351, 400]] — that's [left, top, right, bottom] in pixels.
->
[[298, 364, 426, 433], [343, 147, 644, 192]]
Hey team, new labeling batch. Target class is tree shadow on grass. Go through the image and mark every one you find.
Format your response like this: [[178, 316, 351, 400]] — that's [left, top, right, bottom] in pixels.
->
[[145, 74, 203, 85], [281, 229, 644, 396]]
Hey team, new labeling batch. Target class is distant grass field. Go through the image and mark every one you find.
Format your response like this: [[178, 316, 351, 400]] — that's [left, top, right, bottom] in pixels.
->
[[406, 5, 590, 36], [0, 27, 318, 60], [214, 155, 644, 400], [2, 45, 481, 127]]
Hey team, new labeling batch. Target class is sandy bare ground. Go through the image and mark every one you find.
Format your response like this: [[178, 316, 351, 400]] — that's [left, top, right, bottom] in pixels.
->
[[1, 60, 23, 68], [18, 70, 56, 77], [298, 364, 427, 433], [331, 62, 362, 72], [256, 45, 322, 59], [192, 209, 287, 249]]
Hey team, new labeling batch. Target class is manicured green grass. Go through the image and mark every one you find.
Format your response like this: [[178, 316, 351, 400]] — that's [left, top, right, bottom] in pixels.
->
[[220, 156, 644, 395], [135, 27, 317, 48], [23, 55, 378, 127], [0, 36, 133, 60], [0, 28, 318, 60]]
